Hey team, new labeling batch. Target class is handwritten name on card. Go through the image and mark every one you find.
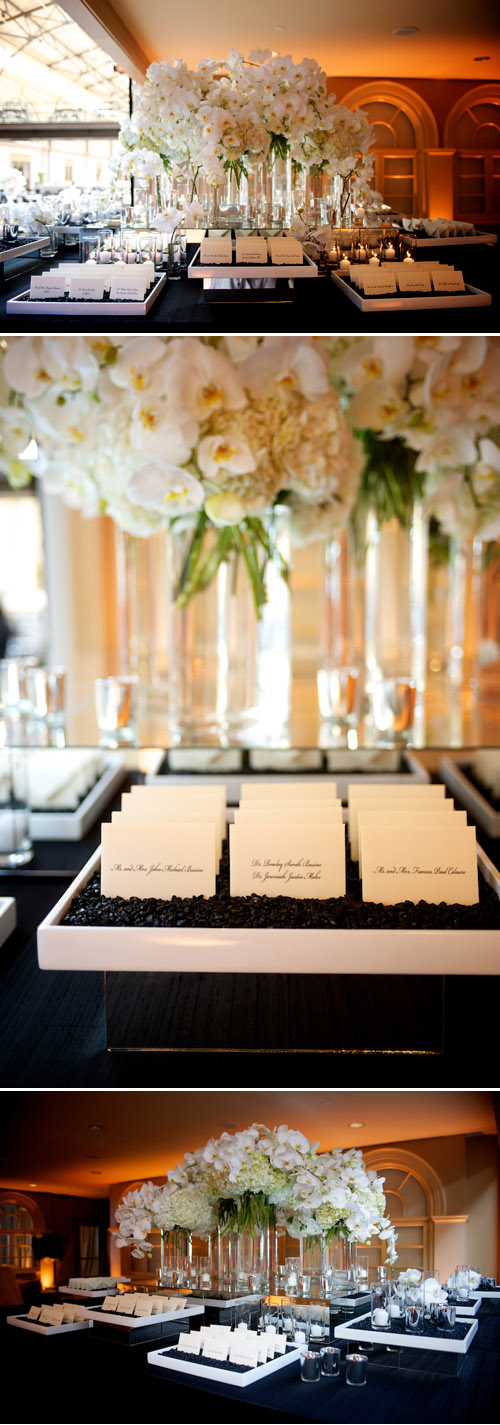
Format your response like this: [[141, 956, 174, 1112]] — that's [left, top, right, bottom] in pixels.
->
[[230, 823, 345, 898], [101, 822, 216, 900], [109, 274, 147, 302], [358, 808, 467, 872], [361, 825, 479, 905], [431, 269, 465, 292], [30, 273, 65, 299], [178, 1332, 200, 1354], [68, 274, 106, 301]]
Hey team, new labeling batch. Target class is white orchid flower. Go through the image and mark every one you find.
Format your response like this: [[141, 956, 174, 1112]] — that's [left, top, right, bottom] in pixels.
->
[[127, 460, 204, 517], [108, 336, 169, 393], [130, 398, 197, 463], [3, 335, 99, 400], [239, 338, 328, 402], [346, 381, 407, 433], [163, 339, 247, 418], [414, 427, 478, 473], [197, 433, 256, 481], [205, 493, 247, 525]]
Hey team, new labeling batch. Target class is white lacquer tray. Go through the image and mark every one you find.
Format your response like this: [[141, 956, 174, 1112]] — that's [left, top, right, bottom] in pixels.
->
[[0, 236, 50, 263], [440, 755, 500, 838], [36, 844, 500, 976], [454, 1297, 481, 1316], [331, 271, 492, 310], [145, 748, 428, 803], [7, 1313, 91, 1337], [188, 246, 317, 280], [471, 1287, 500, 1299], [334, 1310, 478, 1354], [400, 231, 497, 247], [29, 755, 125, 840], [59, 1282, 128, 1299], [6, 274, 166, 316], [83, 1303, 204, 1328], [0, 896, 16, 949], [147, 1342, 301, 1388]]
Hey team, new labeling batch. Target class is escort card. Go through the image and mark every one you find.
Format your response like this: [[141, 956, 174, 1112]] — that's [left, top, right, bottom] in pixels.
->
[[235, 236, 268, 264], [431, 269, 466, 292], [200, 236, 232, 264], [178, 1331, 200, 1354], [27, 1306, 41, 1321], [62, 1305, 76, 1322], [228, 1335, 259, 1367], [51, 1304, 65, 1322], [360, 268, 397, 295], [361, 825, 479, 905], [241, 781, 337, 798], [271, 1334, 287, 1353], [358, 808, 467, 873], [118, 1295, 137, 1315], [101, 821, 216, 899], [39, 1306, 58, 1325], [230, 822, 346, 898], [109, 272, 147, 302], [349, 796, 452, 860], [102, 1296, 119, 1312], [348, 783, 446, 798], [397, 269, 432, 292], [134, 1295, 154, 1316], [267, 236, 303, 264], [68, 273, 106, 301], [129, 783, 226, 836], [202, 1340, 229, 1362], [234, 806, 343, 824], [30, 272, 65, 299], [112, 808, 221, 868]]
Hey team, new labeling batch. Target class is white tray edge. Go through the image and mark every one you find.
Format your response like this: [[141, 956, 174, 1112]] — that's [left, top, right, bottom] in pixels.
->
[[455, 1297, 481, 1315], [440, 755, 500, 837], [146, 750, 429, 801], [6, 274, 166, 316], [0, 236, 50, 262], [400, 232, 497, 246], [82, 1303, 204, 1327], [331, 271, 492, 309], [7, 1314, 91, 1335], [188, 247, 317, 279], [36, 844, 500, 975], [0, 896, 16, 948], [334, 1310, 478, 1353], [29, 755, 126, 840], [147, 1342, 301, 1387], [470, 1289, 500, 1299]]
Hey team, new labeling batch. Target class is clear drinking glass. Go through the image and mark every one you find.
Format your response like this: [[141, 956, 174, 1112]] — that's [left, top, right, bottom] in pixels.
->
[[27, 666, 66, 722], [0, 748, 33, 867], [437, 1301, 456, 1334], [371, 1282, 391, 1330], [455, 1266, 471, 1300], [370, 676, 416, 743], [317, 666, 359, 724], [0, 657, 38, 711], [94, 675, 138, 744]]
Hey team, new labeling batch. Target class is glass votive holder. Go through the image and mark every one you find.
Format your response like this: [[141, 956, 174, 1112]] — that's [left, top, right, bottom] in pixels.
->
[[300, 1352, 321, 1383], [405, 1301, 424, 1333], [317, 666, 359, 723], [455, 1266, 471, 1300], [0, 657, 38, 711], [436, 1302, 456, 1334], [0, 748, 33, 868], [371, 1282, 391, 1330], [27, 665, 66, 722], [94, 674, 138, 744], [377, 1264, 387, 1282], [320, 1346, 341, 1378], [346, 1352, 367, 1387], [370, 676, 417, 742], [248, 1271, 261, 1291], [298, 1273, 311, 1295]]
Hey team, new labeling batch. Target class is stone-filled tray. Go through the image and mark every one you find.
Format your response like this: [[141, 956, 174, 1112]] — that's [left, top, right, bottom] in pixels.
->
[[453, 1297, 481, 1315], [331, 270, 492, 310], [59, 1283, 128, 1299], [146, 748, 428, 803], [36, 843, 500, 976], [0, 896, 16, 949], [6, 273, 166, 316], [0, 236, 50, 263], [7, 1314, 90, 1337], [334, 1311, 478, 1353], [147, 1341, 301, 1388], [440, 755, 500, 838], [471, 1286, 500, 1299], [82, 1303, 204, 1329], [28, 754, 125, 840]]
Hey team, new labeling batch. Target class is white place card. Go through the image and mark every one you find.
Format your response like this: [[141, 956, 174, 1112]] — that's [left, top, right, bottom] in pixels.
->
[[27, 1306, 41, 1321], [235, 236, 268, 264], [348, 783, 445, 798], [68, 273, 106, 301], [118, 1295, 137, 1315], [101, 822, 216, 900], [112, 808, 220, 868], [102, 1296, 119, 1312], [129, 784, 226, 838], [109, 273, 147, 302], [234, 806, 343, 824], [200, 236, 232, 264], [51, 1304, 65, 1322], [397, 269, 432, 292], [203, 1340, 229, 1362], [267, 236, 303, 264], [361, 825, 479, 905], [230, 822, 346, 898], [431, 269, 465, 292], [360, 269, 397, 294], [178, 1331, 200, 1354], [229, 1336, 260, 1367], [241, 781, 337, 798], [62, 1305, 76, 1322], [134, 1297, 154, 1316], [271, 1334, 287, 1354], [30, 273, 65, 299], [358, 808, 467, 872], [349, 796, 453, 860], [39, 1306, 58, 1325]]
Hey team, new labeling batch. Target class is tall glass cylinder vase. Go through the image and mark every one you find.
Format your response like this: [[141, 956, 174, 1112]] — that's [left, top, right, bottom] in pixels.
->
[[427, 533, 478, 689], [217, 1226, 270, 1292], [255, 506, 292, 742], [299, 1236, 325, 1287], [114, 526, 169, 686], [317, 527, 358, 729], [363, 494, 428, 695], [471, 539, 500, 701], [333, 175, 352, 229]]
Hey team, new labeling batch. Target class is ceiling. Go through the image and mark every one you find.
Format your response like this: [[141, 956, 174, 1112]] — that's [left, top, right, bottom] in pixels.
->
[[68, 0, 500, 81], [1, 1091, 497, 1197]]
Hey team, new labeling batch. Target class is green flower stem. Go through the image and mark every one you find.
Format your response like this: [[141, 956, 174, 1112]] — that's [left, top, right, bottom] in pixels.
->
[[190, 526, 234, 592], [233, 526, 267, 614], [218, 1191, 277, 1234], [246, 515, 290, 583], [174, 509, 208, 604]]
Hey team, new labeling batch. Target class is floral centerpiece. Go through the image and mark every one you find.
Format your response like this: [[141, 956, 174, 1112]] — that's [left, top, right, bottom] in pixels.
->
[[114, 1123, 397, 1267], [112, 49, 374, 213], [0, 334, 363, 615]]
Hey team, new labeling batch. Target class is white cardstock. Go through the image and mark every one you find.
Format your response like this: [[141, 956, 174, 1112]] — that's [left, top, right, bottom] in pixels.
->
[[361, 269, 397, 294], [118, 1296, 136, 1315], [229, 822, 346, 898], [102, 1296, 119, 1312], [112, 809, 220, 868], [39, 1307, 57, 1324], [178, 1332, 200, 1354], [229, 1336, 260, 1366], [267, 237, 303, 264], [101, 822, 216, 899], [202, 1341, 229, 1362], [431, 269, 465, 291], [127, 786, 225, 843], [68, 274, 106, 301], [241, 781, 337, 798], [27, 1307, 41, 1321], [361, 825, 479, 905], [200, 237, 232, 264], [397, 269, 432, 292], [235, 237, 268, 263], [109, 274, 147, 301], [349, 796, 453, 860], [234, 806, 343, 824], [30, 273, 65, 299], [358, 809, 467, 872]]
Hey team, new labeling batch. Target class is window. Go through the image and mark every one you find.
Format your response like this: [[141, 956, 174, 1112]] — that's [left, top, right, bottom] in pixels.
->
[[64, 161, 73, 182], [0, 1201, 34, 1269]]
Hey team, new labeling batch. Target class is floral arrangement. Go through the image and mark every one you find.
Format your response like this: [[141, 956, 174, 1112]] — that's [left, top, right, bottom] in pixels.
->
[[321, 334, 500, 539], [113, 50, 374, 196], [114, 1122, 398, 1264], [0, 334, 364, 612]]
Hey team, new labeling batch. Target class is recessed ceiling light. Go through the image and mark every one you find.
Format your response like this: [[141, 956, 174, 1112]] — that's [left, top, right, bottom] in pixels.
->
[[474, 56, 490, 61], [274, 25, 285, 31], [348, 1121, 365, 1128], [88, 1124, 104, 1132], [29, 1182, 37, 1188], [392, 27, 420, 36], [90, 1170, 102, 1175], [219, 1121, 238, 1131]]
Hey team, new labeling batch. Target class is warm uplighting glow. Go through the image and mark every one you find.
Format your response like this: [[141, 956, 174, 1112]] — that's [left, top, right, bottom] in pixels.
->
[[39, 1258, 55, 1289]]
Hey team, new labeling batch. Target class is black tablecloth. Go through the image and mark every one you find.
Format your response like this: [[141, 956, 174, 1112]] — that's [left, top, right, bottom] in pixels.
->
[[0, 242, 498, 332]]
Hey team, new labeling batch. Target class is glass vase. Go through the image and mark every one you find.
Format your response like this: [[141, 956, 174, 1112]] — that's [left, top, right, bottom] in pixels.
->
[[217, 1226, 270, 1292], [471, 539, 500, 701], [317, 528, 359, 729], [255, 506, 292, 742], [362, 493, 428, 695], [333, 175, 352, 229], [427, 534, 478, 689]]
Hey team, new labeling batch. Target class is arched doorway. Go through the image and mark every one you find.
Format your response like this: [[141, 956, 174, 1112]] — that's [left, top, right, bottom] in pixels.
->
[[362, 1148, 446, 1274], [343, 82, 439, 217], [445, 85, 500, 224]]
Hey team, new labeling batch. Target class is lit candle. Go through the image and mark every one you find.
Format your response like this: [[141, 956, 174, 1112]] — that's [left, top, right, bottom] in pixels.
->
[[310, 1323, 323, 1337], [265, 1324, 275, 1334], [287, 1271, 297, 1287], [201, 1273, 210, 1284], [368, 255, 380, 266], [237, 1321, 248, 1330], [373, 1307, 389, 1325], [126, 252, 136, 264], [385, 244, 396, 260], [99, 252, 111, 262], [403, 253, 415, 264], [295, 1330, 306, 1343], [355, 205, 366, 221], [390, 1302, 401, 1318], [358, 245, 367, 262], [339, 257, 350, 273]]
